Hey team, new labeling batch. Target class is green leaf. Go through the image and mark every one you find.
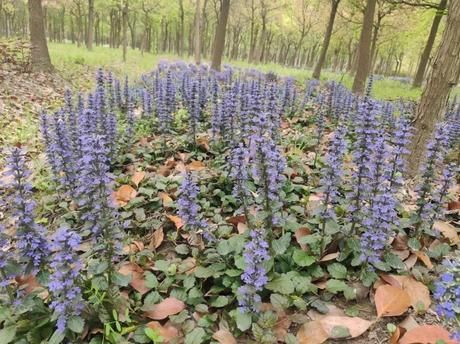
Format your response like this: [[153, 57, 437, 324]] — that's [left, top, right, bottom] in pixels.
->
[[327, 263, 347, 279], [134, 208, 146, 221], [408, 238, 421, 251], [285, 333, 298, 344], [184, 327, 206, 344], [194, 266, 213, 278], [345, 305, 360, 317], [210, 296, 229, 308], [343, 286, 357, 300], [0, 326, 16, 344], [112, 272, 131, 287], [270, 294, 290, 310], [217, 240, 232, 255], [266, 275, 295, 295], [292, 250, 316, 267], [272, 233, 291, 255], [326, 279, 348, 294], [330, 326, 351, 339], [360, 269, 378, 287], [234, 311, 252, 331], [384, 253, 405, 270], [67, 316, 85, 334], [144, 327, 162, 341], [145, 272, 159, 289], [48, 330, 65, 344], [175, 244, 190, 255]]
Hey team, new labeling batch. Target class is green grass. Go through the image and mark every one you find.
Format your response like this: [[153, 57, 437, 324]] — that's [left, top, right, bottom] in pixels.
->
[[48, 42, 431, 100]]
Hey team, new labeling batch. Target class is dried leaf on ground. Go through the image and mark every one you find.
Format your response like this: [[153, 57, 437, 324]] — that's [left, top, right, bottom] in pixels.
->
[[187, 160, 206, 171], [296, 320, 329, 344], [295, 227, 311, 251], [131, 171, 146, 187], [399, 315, 419, 331], [149, 227, 164, 249], [402, 276, 431, 311], [144, 297, 186, 320], [433, 221, 460, 245], [158, 192, 174, 207], [166, 215, 184, 229], [398, 325, 455, 344], [118, 262, 150, 295], [146, 321, 179, 343], [319, 316, 372, 339], [212, 329, 237, 344], [414, 251, 433, 269], [114, 185, 137, 206], [375, 284, 411, 317]]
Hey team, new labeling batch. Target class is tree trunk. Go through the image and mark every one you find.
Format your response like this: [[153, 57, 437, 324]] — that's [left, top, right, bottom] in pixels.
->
[[407, 0, 460, 176], [122, 0, 128, 62], [312, 0, 340, 79], [211, 0, 230, 71], [412, 0, 447, 88], [194, 0, 201, 64], [87, 0, 94, 50], [179, 0, 185, 56], [28, 0, 53, 72], [351, 0, 377, 94]]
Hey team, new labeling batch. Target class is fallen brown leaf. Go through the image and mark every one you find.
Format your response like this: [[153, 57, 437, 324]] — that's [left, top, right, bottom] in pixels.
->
[[296, 320, 328, 344], [144, 297, 186, 320], [375, 284, 411, 317], [114, 185, 137, 207], [399, 315, 419, 331], [320, 316, 372, 339], [398, 325, 455, 344], [149, 228, 164, 249], [187, 160, 206, 171], [146, 321, 179, 343], [213, 329, 237, 344], [433, 221, 460, 245], [131, 171, 146, 187], [158, 192, 174, 207], [295, 227, 311, 251], [402, 277, 431, 312], [166, 215, 184, 229], [118, 262, 150, 295], [320, 252, 339, 262]]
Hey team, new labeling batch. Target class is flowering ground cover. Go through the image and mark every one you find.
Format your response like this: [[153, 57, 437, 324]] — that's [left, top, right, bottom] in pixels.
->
[[0, 62, 459, 344]]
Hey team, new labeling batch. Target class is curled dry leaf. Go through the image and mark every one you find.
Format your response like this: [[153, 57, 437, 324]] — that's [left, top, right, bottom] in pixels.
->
[[320, 316, 372, 339], [187, 160, 206, 171], [166, 215, 184, 229], [226, 215, 246, 226], [295, 227, 311, 251], [149, 227, 164, 249], [144, 297, 186, 320], [320, 252, 339, 262], [404, 254, 418, 270], [401, 277, 431, 311], [212, 329, 237, 344], [414, 251, 433, 270], [16, 275, 48, 298], [375, 284, 411, 317], [114, 185, 137, 207], [146, 321, 179, 343], [131, 171, 146, 187], [296, 320, 329, 344], [398, 325, 456, 344], [158, 192, 174, 207], [433, 221, 460, 245], [399, 315, 419, 331], [122, 240, 145, 254], [307, 304, 345, 320], [391, 249, 410, 261], [389, 326, 404, 344], [118, 262, 150, 295]]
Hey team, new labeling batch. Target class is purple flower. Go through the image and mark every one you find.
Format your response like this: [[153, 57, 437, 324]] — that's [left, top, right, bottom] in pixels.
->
[[177, 172, 207, 231], [229, 143, 251, 201], [49, 226, 84, 333], [320, 125, 347, 221], [238, 228, 270, 313], [3, 147, 49, 272]]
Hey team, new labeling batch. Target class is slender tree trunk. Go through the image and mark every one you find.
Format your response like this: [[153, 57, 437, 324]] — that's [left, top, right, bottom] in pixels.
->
[[194, 0, 201, 64], [122, 0, 128, 62], [407, 0, 460, 176], [87, 0, 94, 50], [211, 0, 230, 71], [412, 0, 447, 88], [352, 0, 377, 94], [28, 0, 53, 72], [312, 0, 340, 79], [179, 0, 185, 56]]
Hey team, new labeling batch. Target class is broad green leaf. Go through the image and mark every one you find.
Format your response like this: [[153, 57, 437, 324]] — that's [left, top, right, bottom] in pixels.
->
[[194, 266, 213, 278], [210, 296, 229, 308], [266, 275, 295, 295], [272, 233, 291, 255], [184, 327, 206, 344], [327, 263, 347, 279], [67, 316, 85, 334], [326, 279, 348, 294], [0, 326, 16, 344], [292, 250, 316, 267]]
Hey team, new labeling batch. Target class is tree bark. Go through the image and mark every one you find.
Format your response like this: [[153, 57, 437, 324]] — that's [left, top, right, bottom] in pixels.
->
[[87, 0, 94, 50], [407, 0, 460, 176], [412, 0, 447, 88], [312, 0, 340, 79], [352, 0, 377, 94], [122, 0, 128, 62], [211, 0, 230, 71], [28, 0, 53, 72], [178, 0, 185, 56], [194, 0, 201, 64]]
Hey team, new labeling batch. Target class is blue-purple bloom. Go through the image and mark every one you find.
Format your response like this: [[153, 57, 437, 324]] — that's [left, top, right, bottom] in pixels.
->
[[49, 226, 84, 333], [238, 228, 270, 313], [177, 172, 207, 231], [3, 148, 49, 273]]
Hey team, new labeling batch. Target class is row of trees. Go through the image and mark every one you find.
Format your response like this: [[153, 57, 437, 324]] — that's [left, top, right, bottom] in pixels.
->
[[0, 0, 452, 87]]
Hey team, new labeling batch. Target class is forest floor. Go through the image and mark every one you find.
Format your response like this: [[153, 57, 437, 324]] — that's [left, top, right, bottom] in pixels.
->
[[1, 39, 459, 343]]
